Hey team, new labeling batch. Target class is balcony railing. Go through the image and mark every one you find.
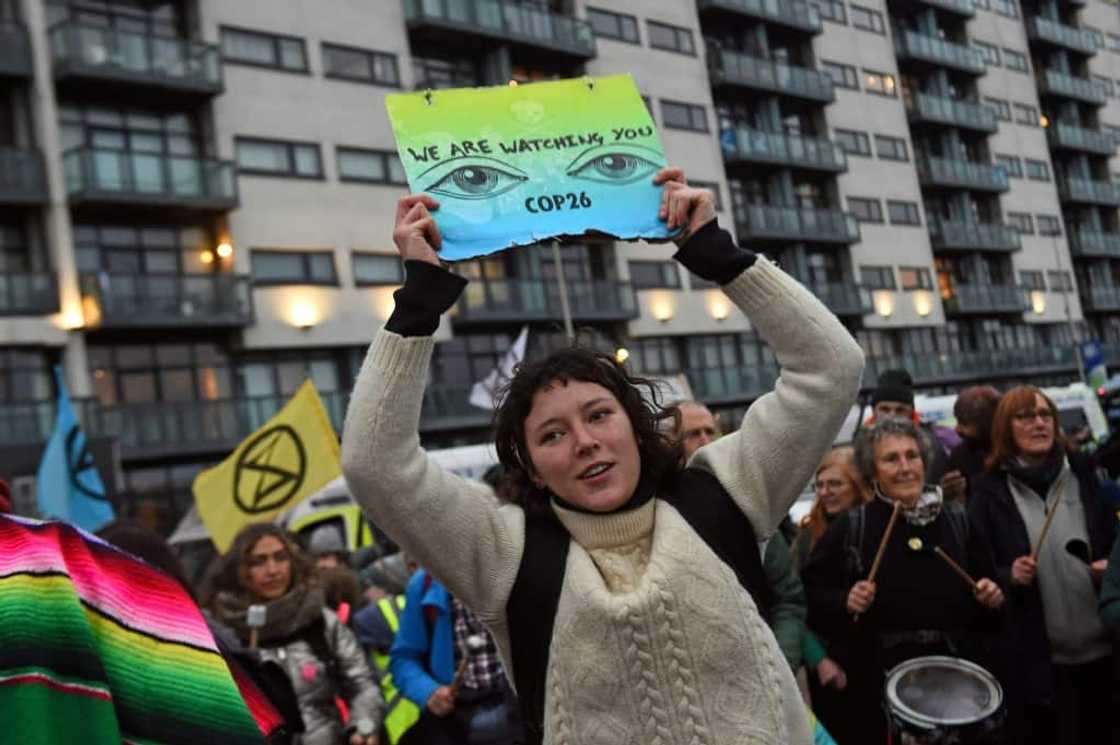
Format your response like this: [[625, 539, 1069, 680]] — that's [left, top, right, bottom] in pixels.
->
[[0, 21, 32, 78], [917, 156, 1010, 192], [421, 384, 491, 429], [63, 148, 238, 211], [1057, 176, 1120, 206], [697, 0, 821, 34], [1047, 123, 1116, 156], [0, 273, 59, 316], [1081, 285, 1120, 311], [1025, 16, 1098, 56], [683, 363, 780, 403], [942, 284, 1029, 314], [809, 282, 873, 315], [928, 219, 1022, 252], [863, 345, 1078, 386], [454, 278, 637, 323], [0, 147, 48, 205], [734, 204, 860, 244], [78, 274, 253, 328], [913, 0, 975, 17], [1068, 230, 1120, 258], [894, 30, 986, 74], [907, 93, 997, 133], [707, 48, 834, 103], [402, 0, 595, 59], [50, 23, 222, 95], [1038, 69, 1107, 105], [720, 127, 846, 173]]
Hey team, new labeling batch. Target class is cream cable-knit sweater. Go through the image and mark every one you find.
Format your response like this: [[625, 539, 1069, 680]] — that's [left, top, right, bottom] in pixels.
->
[[342, 258, 864, 745]]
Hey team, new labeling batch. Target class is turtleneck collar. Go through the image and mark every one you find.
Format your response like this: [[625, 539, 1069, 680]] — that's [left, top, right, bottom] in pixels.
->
[[552, 497, 655, 550], [550, 469, 658, 515]]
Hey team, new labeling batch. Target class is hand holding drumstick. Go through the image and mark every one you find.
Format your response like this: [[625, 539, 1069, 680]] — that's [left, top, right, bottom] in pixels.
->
[[849, 502, 901, 621]]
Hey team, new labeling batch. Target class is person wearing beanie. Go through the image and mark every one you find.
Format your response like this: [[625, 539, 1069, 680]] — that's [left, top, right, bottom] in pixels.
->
[[866, 368, 953, 484], [870, 369, 916, 420]]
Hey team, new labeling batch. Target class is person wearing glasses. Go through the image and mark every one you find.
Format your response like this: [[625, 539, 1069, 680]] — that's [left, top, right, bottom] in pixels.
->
[[969, 385, 1116, 745]]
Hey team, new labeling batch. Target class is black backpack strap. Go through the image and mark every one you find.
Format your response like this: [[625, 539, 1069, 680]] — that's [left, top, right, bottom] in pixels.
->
[[506, 511, 570, 745], [844, 504, 867, 584]]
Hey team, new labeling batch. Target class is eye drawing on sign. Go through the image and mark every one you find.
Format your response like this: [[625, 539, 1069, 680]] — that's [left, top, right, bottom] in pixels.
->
[[419, 156, 529, 200], [566, 143, 662, 185]]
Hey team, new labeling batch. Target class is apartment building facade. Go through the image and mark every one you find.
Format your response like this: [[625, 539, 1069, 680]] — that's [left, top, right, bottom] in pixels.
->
[[2, 0, 1119, 527]]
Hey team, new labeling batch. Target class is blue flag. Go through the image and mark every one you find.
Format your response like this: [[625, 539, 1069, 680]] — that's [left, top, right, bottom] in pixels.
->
[[36, 366, 114, 531]]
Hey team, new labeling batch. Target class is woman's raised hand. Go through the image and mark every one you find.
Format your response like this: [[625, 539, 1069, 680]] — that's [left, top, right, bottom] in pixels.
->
[[392, 194, 442, 267], [654, 167, 716, 247]]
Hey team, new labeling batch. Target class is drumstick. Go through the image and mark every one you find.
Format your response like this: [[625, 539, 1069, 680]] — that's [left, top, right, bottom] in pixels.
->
[[933, 547, 977, 591], [1031, 474, 1066, 561], [448, 634, 486, 696], [853, 501, 901, 622]]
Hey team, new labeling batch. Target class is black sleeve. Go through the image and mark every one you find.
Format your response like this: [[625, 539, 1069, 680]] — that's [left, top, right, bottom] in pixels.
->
[[672, 219, 757, 285], [384, 260, 468, 337], [967, 485, 1015, 595], [964, 509, 1006, 632], [802, 513, 855, 638]]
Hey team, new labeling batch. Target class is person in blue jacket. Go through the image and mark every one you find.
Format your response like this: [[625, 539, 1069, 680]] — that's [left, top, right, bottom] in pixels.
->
[[389, 568, 521, 744]]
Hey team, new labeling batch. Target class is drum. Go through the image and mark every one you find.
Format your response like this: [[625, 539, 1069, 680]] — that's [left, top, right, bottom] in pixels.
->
[[884, 656, 1005, 745]]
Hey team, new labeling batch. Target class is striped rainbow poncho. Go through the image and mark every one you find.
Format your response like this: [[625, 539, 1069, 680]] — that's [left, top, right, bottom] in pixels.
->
[[0, 513, 265, 744]]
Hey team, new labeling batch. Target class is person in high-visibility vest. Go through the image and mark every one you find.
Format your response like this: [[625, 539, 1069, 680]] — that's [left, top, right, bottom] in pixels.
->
[[354, 592, 420, 744]]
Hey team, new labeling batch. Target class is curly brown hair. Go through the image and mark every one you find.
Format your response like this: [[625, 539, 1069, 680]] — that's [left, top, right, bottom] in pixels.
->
[[202, 523, 314, 606]]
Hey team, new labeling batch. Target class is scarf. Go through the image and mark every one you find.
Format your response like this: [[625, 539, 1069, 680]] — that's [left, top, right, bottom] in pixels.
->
[[874, 482, 944, 526], [213, 581, 327, 645], [1004, 450, 1065, 500]]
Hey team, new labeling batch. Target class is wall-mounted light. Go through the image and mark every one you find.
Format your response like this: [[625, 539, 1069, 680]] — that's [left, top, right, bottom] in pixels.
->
[[912, 290, 933, 317], [649, 292, 675, 323], [1039, 115, 1050, 128], [216, 241, 233, 259], [614, 347, 630, 364], [1030, 289, 1046, 315], [200, 250, 215, 265], [707, 291, 731, 321], [873, 290, 895, 318], [288, 300, 320, 331], [55, 306, 86, 331]]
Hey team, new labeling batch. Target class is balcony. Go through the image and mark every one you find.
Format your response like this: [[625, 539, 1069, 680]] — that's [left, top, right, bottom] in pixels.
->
[[0, 21, 32, 79], [1025, 17, 1097, 57], [63, 148, 238, 215], [1057, 176, 1120, 206], [453, 278, 637, 323], [1081, 285, 1120, 312], [0, 401, 58, 446], [683, 363, 779, 404], [720, 128, 846, 173], [1068, 230, 1120, 258], [697, 0, 821, 35], [907, 93, 997, 133], [707, 49, 834, 104], [894, 30, 986, 75], [809, 282, 873, 315], [734, 204, 860, 245], [917, 156, 1009, 192], [402, 0, 595, 63], [421, 384, 490, 430], [78, 274, 253, 329], [0, 147, 48, 205], [1038, 69, 1106, 106], [1046, 123, 1116, 156], [906, 0, 975, 17], [942, 284, 1029, 314], [50, 23, 222, 99], [928, 219, 1022, 253], [863, 346, 1078, 386], [0, 273, 59, 316]]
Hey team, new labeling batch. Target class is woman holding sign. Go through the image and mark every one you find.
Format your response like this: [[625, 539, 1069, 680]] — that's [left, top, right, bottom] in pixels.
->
[[341, 168, 864, 744]]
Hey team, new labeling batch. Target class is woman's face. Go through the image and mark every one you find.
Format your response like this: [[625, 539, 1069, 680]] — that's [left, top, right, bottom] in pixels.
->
[[244, 535, 293, 601], [1011, 392, 1056, 461], [873, 434, 925, 505], [523, 379, 641, 512], [815, 465, 856, 516]]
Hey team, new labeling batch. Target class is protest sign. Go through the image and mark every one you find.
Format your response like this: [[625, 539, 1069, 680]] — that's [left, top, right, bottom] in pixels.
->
[[386, 74, 673, 260]]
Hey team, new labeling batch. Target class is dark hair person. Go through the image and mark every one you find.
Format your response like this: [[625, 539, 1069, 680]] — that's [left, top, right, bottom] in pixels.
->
[[341, 168, 864, 744], [208, 524, 384, 745], [969, 386, 1116, 745]]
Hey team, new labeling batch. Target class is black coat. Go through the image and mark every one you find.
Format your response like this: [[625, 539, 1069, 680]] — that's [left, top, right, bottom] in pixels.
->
[[968, 454, 1117, 706]]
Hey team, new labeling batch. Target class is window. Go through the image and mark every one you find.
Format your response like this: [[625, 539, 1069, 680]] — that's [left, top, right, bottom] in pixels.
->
[[973, 0, 989, 8], [629, 260, 681, 290], [887, 200, 921, 226], [860, 265, 895, 290], [1094, 76, 1115, 98], [973, 40, 1001, 66], [352, 253, 404, 286], [834, 128, 872, 157], [822, 60, 859, 89], [899, 266, 932, 290], [850, 4, 884, 33], [251, 250, 338, 285], [1007, 212, 1034, 234], [321, 43, 399, 86], [691, 180, 724, 211], [848, 197, 884, 223], [984, 97, 1011, 121], [587, 7, 639, 43], [1104, 124, 1120, 147], [1087, 27, 1106, 50], [1047, 271, 1073, 291], [1021, 270, 1044, 291], [1037, 215, 1062, 236], [336, 147, 407, 185], [220, 27, 308, 73], [863, 69, 897, 97], [995, 154, 1023, 178], [1108, 33, 1120, 54], [811, 0, 847, 23], [87, 343, 233, 408], [875, 134, 908, 161], [647, 20, 694, 55], [236, 137, 322, 178], [1025, 159, 1050, 181], [991, 0, 1017, 18], [1002, 49, 1028, 73], [660, 100, 708, 132], [1013, 103, 1040, 126]]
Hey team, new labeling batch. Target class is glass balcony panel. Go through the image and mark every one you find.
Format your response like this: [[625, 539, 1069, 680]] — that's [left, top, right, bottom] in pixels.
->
[[403, 0, 594, 57], [0, 21, 33, 77], [697, 0, 820, 33], [929, 219, 1021, 252], [1026, 17, 1098, 56], [895, 30, 986, 74], [1069, 231, 1120, 258], [909, 93, 997, 132], [1047, 123, 1117, 155], [1039, 70, 1107, 105], [710, 49, 834, 103]]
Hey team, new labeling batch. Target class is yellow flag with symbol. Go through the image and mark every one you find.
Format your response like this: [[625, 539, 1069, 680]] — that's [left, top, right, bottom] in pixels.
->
[[193, 379, 341, 552]]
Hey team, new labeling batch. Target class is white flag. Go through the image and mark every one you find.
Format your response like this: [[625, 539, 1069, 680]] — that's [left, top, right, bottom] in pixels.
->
[[470, 326, 529, 410]]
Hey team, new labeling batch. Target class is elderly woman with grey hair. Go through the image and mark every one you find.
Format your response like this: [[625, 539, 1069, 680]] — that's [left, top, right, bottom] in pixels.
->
[[802, 417, 1005, 744]]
